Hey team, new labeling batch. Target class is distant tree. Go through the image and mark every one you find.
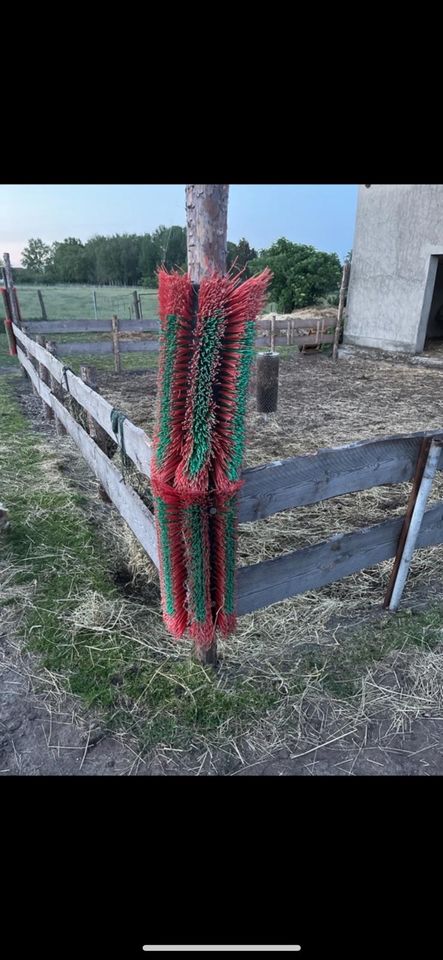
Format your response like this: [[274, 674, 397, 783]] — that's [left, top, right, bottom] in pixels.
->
[[47, 238, 90, 283], [227, 237, 257, 275], [250, 238, 342, 311], [152, 225, 187, 273], [21, 238, 51, 274], [15, 228, 259, 288], [138, 234, 158, 285]]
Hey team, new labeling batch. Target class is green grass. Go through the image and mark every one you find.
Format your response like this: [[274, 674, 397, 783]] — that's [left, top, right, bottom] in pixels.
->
[[0, 374, 277, 749], [2, 365, 443, 762], [0, 284, 158, 322], [57, 351, 159, 375], [295, 608, 443, 699], [0, 331, 19, 367]]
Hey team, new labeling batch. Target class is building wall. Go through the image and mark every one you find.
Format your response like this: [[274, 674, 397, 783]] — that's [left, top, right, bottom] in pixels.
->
[[344, 185, 443, 353]]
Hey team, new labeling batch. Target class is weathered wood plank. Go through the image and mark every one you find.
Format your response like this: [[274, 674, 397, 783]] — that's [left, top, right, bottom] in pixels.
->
[[239, 430, 443, 522], [237, 500, 443, 615], [119, 339, 159, 353], [14, 326, 153, 478], [256, 316, 338, 331], [57, 338, 159, 356], [255, 334, 335, 348], [22, 318, 159, 334], [59, 340, 115, 356], [16, 347, 159, 567]]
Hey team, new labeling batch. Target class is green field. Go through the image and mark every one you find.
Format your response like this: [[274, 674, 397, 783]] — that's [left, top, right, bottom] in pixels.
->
[[0, 284, 158, 322]]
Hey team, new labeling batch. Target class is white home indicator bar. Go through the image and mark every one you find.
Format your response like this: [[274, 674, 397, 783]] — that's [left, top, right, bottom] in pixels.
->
[[142, 948, 301, 953]]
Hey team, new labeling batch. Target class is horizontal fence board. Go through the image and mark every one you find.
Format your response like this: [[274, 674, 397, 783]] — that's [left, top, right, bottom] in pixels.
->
[[237, 500, 443, 615], [59, 340, 114, 355], [17, 346, 159, 567], [52, 337, 159, 355], [256, 316, 338, 331], [294, 333, 335, 346], [238, 430, 443, 522], [119, 339, 159, 353], [255, 334, 335, 348], [120, 319, 159, 333], [22, 318, 159, 335], [14, 325, 153, 477]]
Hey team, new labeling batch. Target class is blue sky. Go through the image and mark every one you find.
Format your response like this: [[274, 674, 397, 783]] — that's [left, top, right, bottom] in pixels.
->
[[0, 184, 358, 266]]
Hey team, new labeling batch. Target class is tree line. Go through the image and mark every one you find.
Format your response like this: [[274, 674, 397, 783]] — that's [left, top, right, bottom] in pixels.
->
[[11, 231, 345, 311]]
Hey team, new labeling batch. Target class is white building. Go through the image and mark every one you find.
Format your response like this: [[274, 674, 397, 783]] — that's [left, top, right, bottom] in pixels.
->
[[344, 184, 443, 354]]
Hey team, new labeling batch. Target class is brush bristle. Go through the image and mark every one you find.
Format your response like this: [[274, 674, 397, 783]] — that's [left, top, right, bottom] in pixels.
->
[[152, 267, 271, 643]]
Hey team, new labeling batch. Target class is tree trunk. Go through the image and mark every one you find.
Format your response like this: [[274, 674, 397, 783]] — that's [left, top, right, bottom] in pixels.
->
[[186, 185, 229, 283], [185, 185, 229, 666]]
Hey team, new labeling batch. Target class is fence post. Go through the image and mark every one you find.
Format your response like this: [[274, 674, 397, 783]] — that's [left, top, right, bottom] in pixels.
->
[[112, 315, 121, 372], [332, 260, 351, 361], [3, 252, 28, 376], [132, 291, 141, 320], [36, 335, 53, 419], [385, 439, 443, 611], [45, 341, 67, 436], [186, 183, 230, 666], [270, 313, 276, 351], [92, 290, 98, 322], [1, 287, 17, 355], [37, 289, 47, 320], [80, 364, 112, 502]]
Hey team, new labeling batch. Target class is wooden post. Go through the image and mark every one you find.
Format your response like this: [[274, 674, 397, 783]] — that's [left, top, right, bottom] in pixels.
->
[[185, 184, 229, 284], [37, 289, 47, 320], [383, 438, 432, 608], [385, 439, 443, 611], [3, 252, 28, 376], [256, 352, 280, 413], [45, 341, 66, 435], [112, 315, 121, 372], [270, 314, 276, 352], [36, 335, 53, 419], [1, 287, 17, 355], [80, 365, 111, 502], [132, 291, 141, 320], [332, 260, 351, 361], [185, 184, 229, 666], [92, 290, 98, 322]]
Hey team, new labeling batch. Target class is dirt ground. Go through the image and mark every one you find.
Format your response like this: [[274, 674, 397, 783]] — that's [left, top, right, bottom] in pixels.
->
[[3, 350, 443, 775]]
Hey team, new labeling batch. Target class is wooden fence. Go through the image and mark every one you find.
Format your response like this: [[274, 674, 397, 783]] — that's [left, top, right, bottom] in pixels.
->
[[19, 313, 338, 370], [21, 317, 160, 371], [255, 314, 338, 352], [10, 320, 443, 618]]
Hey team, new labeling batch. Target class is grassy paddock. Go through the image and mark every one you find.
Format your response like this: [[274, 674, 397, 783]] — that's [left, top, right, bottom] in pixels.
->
[[2, 367, 443, 770], [0, 284, 158, 322]]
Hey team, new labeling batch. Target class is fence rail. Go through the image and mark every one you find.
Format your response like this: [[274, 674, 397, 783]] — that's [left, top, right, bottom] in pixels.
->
[[255, 314, 338, 351], [13, 324, 153, 477], [21, 314, 338, 360], [10, 321, 443, 619], [16, 345, 159, 566], [22, 318, 159, 335]]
